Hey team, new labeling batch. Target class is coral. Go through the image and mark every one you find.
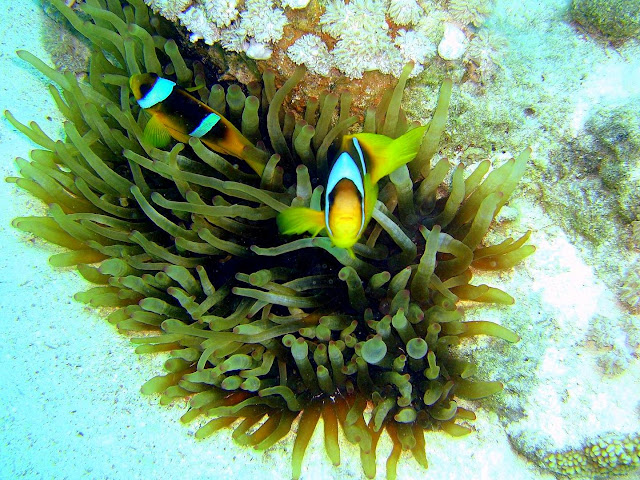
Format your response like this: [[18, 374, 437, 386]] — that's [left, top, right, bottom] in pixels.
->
[[40, 7, 90, 77], [203, 0, 240, 27], [145, 0, 192, 21], [221, 0, 288, 57], [287, 34, 333, 76], [448, 0, 493, 27], [319, 0, 396, 78], [542, 432, 640, 477], [571, 0, 640, 39], [388, 0, 424, 25], [464, 28, 507, 81], [178, 5, 221, 44], [8, 0, 533, 478], [394, 30, 436, 76], [281, 0, 311, 8], [146, 0, 442, 79]]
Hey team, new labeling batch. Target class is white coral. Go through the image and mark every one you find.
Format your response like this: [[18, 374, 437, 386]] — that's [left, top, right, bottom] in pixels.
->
[[448, 0, 492, 27], [288, 34, 333, 76], [178, 6, 221, 45], [220, 24, 249, 52], [394, 29, 435, 75], [320, 0, 389, 40], [237, 0, 288, 44], [320, 0, 401, 78], [388, 0, 423, 25], [144, 0, 192, 21], [203, 0, 239, 28], [245, 39, 273, 59], [465, 28, 507, 72], [281, 0, 311, 8]]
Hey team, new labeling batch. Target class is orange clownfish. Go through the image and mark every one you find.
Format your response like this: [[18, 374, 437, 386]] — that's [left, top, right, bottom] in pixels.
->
[[277, 126, 427, 255], [129, 73, 266, 175]]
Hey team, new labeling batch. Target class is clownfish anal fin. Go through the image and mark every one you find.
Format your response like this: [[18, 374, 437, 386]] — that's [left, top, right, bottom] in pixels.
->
[[277, 207, 326, 238], [143, 114, 172, 148]]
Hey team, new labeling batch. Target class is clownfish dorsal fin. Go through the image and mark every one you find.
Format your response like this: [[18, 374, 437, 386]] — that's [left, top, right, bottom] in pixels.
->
[[143, 114, 172, 148], [277, 207, 326, 238], [348, 126, 428, 184]]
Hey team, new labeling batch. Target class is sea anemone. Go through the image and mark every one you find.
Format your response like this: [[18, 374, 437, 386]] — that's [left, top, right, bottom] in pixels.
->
[[7, 0, 534, 478]]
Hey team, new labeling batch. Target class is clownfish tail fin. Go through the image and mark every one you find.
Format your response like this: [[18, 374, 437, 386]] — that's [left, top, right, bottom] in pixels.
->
[[277, 207, 326, 238], [354, 126, 427, 184]]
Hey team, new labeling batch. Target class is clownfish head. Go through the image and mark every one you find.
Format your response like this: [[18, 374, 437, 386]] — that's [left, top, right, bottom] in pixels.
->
[[129, 73, 175, 109]]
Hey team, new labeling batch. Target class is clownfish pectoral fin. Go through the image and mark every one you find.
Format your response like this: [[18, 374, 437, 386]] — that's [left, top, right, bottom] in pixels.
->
[[143, 114, 172, 148], [277, 207, 326, 238], [185, 83, 205, 93], [351, 126, 428, 184]]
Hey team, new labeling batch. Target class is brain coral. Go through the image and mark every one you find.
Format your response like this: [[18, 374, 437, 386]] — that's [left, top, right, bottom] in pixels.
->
[[8, 0, 533, 478]]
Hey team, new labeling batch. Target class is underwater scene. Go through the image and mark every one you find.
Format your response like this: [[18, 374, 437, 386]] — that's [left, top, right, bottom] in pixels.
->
[[0, 0, 639, 479]]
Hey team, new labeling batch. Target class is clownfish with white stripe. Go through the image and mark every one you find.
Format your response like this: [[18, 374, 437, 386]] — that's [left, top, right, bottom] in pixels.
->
[[277, 126, 427, 256], [129, 73, 267, 175]]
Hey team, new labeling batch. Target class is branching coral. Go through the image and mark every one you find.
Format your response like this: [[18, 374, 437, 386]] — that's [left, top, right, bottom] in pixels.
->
[[8, 0, 533, 478]]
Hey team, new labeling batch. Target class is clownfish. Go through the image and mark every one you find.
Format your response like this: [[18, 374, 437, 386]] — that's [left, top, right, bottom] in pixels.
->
[[129, 73, 266, 175], [277, 126, 427, 255]]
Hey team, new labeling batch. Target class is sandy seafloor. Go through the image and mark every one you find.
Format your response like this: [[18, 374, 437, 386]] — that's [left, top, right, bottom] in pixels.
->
[[1, 0, 639, 479]]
